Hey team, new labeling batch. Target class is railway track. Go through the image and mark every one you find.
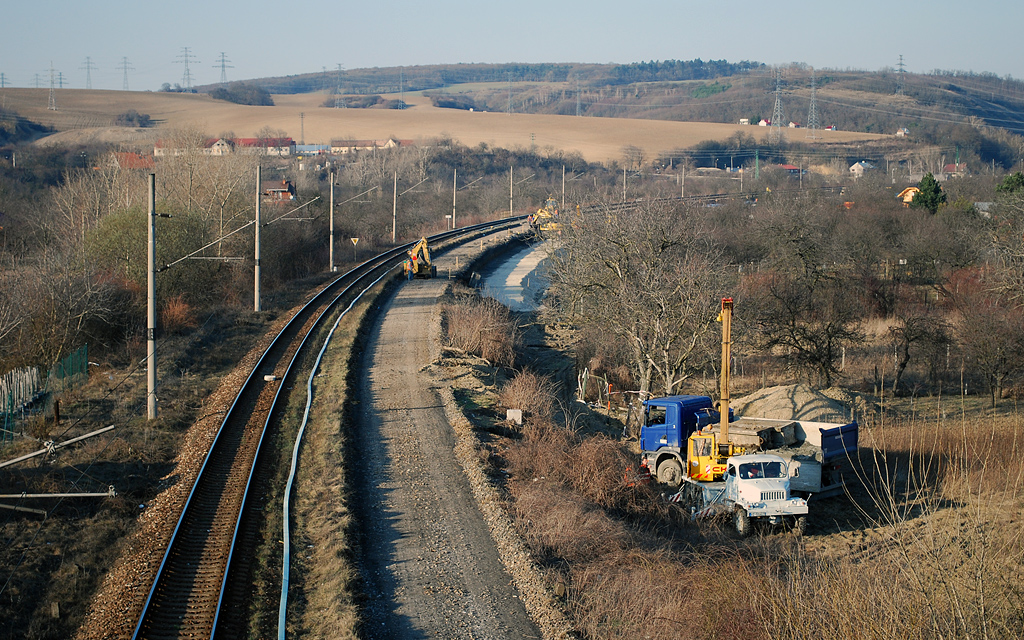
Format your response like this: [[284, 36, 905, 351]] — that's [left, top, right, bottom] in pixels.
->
[[131, 217, 523, 640]]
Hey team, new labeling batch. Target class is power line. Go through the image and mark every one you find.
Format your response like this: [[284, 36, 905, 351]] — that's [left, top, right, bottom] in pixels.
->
[[80, 56, 97, 90], [213, 52, 233, 85], [117, 56, 134, 91]]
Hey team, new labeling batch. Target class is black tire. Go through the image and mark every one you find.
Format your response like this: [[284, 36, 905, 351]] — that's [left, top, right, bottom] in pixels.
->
[[657, 459, 683, 489], [734, 507, 752, 537], [792, 515, 807, 536]]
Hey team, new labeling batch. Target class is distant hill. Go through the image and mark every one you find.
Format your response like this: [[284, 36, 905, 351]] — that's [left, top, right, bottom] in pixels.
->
[[225, 60, 1024, 169]]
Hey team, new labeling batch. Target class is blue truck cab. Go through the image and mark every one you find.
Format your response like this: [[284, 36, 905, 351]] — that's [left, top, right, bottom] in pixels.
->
[[639, 395, 732, 486]]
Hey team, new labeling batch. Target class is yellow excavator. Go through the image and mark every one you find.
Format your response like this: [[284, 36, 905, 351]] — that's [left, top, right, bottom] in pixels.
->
[[406, 237, 437, 278], [530, 196, 563, 234]]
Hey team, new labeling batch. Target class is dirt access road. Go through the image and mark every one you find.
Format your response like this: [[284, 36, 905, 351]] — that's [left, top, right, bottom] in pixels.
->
[[353, 235, 540, 639]]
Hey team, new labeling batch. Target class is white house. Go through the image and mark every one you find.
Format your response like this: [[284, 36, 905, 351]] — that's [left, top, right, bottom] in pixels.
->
[[849, 161, 876, 178]]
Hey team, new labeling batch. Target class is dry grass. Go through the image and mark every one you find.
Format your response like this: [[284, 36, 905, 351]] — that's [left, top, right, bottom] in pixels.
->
[[758, 408, 1024, 640], [503, 412, 773, 640], [496, 364, 1024, 638], [5, 87, 885, 164]]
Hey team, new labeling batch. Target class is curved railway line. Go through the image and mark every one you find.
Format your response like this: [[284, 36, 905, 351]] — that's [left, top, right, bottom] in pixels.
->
[[130, 217, 523, 640]]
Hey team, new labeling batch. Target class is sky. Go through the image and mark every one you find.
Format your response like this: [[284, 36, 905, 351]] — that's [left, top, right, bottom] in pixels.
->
[[2, 1, 1021, 92]]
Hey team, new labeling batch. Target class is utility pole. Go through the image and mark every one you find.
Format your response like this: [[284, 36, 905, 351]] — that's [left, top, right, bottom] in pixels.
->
[[299, 112, 304, 145], [622, 167, 627, 202], [147, 175, 158, 420], [254, 166, 261, 312], [509, 165, 513, 217], [80, 56, 97, 90], [561, 165, 565, 208], [329, 171, 335, 272], [0, 73, 6, 88], [392, 171, 398, 244], [452, 168, 457, 230], [117, 57, 134, 91]]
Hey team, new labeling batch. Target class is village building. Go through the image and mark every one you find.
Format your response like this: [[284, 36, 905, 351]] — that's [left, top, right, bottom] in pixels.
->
[[849, 161, 876, 178]]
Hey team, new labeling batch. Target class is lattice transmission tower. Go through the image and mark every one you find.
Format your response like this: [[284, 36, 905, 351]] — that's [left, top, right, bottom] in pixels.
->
[[806, 68, 820, 139], [769, 69, 785, 146], [214, 52, 233, 85], [335, 64, 346, 108], [80, 56, 97, 90], [117, 57, 134, 91], [575, 75, 581, 116], [175, 47, 200, 92], [896, 54, 906, 96], [48, 62, 57, 110]]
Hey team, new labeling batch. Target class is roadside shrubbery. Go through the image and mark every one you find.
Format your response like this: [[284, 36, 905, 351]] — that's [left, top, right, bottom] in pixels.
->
[[442, 294, 520, 367]]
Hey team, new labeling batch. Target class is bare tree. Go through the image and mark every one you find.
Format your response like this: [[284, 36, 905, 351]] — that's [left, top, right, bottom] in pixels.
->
[[889, 311, 950, 395], [546, 199, 729, 397], [951, 271, 1024, 407], [741, 195, 865, 387]]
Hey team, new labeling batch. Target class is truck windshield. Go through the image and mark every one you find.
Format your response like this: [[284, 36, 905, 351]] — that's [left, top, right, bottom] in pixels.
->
[[739, 461, 786, 479], [646, 406, 666, 426], [693, 437, 712, 457]]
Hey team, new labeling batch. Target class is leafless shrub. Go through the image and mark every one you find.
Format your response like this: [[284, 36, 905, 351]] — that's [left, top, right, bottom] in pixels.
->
[[443, 296, 520, 367], [503, 419, 574, 484], [568, 434, 636, 509], [161, 294, 199, 334], [510, 481, 628, 563], [498, 369, 554, 422]]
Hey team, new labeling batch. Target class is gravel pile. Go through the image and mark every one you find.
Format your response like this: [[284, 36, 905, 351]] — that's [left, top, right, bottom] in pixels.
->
[[733, 383, 854, 423]]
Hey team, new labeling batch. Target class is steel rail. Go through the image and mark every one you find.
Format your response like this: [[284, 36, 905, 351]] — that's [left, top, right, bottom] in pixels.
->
[[131, 216, 525, 640]]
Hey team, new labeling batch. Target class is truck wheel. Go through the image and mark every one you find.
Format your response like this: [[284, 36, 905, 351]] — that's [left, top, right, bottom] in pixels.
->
[[792, 515, 807, 536], [657, 459, 683, 489], [734, 508, 752, 537]]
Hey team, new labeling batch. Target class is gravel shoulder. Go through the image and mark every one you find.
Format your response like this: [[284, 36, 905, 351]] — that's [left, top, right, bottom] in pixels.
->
[[352, 237, 541, 639]]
